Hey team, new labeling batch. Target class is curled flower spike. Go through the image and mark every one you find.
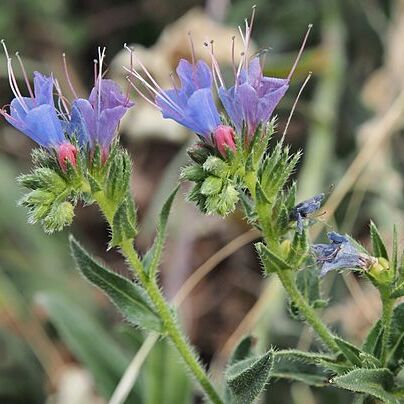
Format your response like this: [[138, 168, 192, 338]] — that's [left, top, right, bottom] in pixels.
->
[[291, 193, 324, 233], [311, 232, 377, 277]]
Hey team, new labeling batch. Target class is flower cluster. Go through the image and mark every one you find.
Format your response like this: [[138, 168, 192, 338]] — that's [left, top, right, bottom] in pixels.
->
[[1, 44, 134, 170]]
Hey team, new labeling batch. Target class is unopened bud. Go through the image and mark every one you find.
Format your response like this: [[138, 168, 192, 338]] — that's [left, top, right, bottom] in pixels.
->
[[213, 125, 236, 158], [57, 142, 77, 171]]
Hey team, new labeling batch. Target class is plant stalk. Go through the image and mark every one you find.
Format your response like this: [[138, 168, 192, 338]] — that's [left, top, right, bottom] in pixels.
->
[[275, 268, 339, 354], [93, 190, 223, 404], [380, 292, 394, 365]]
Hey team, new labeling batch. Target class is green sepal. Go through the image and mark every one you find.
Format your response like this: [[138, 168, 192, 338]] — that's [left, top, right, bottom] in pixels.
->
[[276, 204, 290, 235], [87, 173, 102, 193], [239, 193, 256, 223], [110, 197, 137, 248], [255, 242, 292, 274], [255, 181, 271, 206], [143, 186, 179, 277], [70, 236, 163, 332], [284, 181, 297, 210], [42, 201, 75, 233], [370, 221, 389, 260], [18, 167, 67, 193], [105, 149, 131, 203], [200, 176, 223, 196], [180, 165, 206, 182], [202, 156, 229, 177], [225, 350, 273, 404], [331, 368, 399, 404], [287, 230, 309, 267]]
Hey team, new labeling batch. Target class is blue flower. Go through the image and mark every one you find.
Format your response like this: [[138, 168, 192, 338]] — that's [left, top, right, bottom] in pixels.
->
[[219, 58, 289, 135], [155, 59, 221, 137], [291, 193, 324, 233], [312, 232, 376, 276], [71, 79, 134, 150], [2, 71, 65, 148]]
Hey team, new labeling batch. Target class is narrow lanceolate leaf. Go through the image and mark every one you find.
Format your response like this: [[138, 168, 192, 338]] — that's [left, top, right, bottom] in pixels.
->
[[87, 173, 101, 193], [390, 282, 404, 298], [334, 337, 363, 367], [110, 198, 137, 247], [331, 368, 399, 404], [370, 221, 389, 260], [255, 242, 292, 274], [70, 236, 163, 332], [143, 186, 179, 277], [386, 302, 404, 372], [271, 350, 331, 387], [225, 351, 273, 404], [362, 320, 382, 358], [227, 336, 254, 366]]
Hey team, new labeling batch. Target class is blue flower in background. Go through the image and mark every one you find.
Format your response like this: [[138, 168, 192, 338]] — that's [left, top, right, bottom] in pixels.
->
[[72, 79, 134, 150], [155, 59, 221, 137], [219, 58, 289, 135], [2, 71, 66, 148], [291, 193, 324, 233], [312, 231, 376, 276]]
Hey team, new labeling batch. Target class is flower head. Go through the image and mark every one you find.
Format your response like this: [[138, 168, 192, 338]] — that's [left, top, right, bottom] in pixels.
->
[[291, 193, 324, 233], [312, 231, 376, 276], [71, 48, 134, 153]]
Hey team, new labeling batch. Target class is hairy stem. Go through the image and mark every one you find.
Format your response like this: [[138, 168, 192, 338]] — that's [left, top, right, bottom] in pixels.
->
[[93, 190, 223, 404], [380, 292, 394, 365], [275, 268, 339, 353], [120, 240, 223, 404]]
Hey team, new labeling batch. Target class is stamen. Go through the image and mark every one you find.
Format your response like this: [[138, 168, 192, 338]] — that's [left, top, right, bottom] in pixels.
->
[[126, 77, 158, 108], [124, 66, 183, 115], [187, 32, 196, 66], [169, 72, 179, 95], [283, 71, 312, 136], [231, 36, 238, 81], [1, 40, 29, 112], [287, 24, 313, 81], [93, 59, 98, 87], [123, 45, 184, 115], [97, 46, 106, 116], [235, 52, 245, 88], [207, 40, 225, 88], [15, 52, 35, 101], [53, 78, 71, 119], [62, 53, 79, 99], [243, 6, 256, 74]]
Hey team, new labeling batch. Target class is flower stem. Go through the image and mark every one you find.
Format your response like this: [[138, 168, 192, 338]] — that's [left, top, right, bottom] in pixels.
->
[[92, 189, 223, 403], [380, 291, 394, 365], [120, 240, 224, 404], [275, 268, 340, 354]]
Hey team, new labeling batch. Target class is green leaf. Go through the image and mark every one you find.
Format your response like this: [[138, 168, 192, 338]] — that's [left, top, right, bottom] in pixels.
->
[[370, 221, 389, 260], [110, 197, 137, 247], [87, 173, 101, 193], [331, 368, 399, 404], [38, 293, 133, 399], [392, 225, 398, 277], [225, 351, 273, 404], [227, 336, 254, 366], [334, 337, 363, 367], [143, 186, 179, 277], [386, 302, 404, 372], [272, 350, 331, 387], [362, 320, 382, 358], [390, 282, 404, 298], [255, 242, 292, 274], [70, 236, 163, 332], [105, 148, 131, 203], [200, 176, 223, 196]]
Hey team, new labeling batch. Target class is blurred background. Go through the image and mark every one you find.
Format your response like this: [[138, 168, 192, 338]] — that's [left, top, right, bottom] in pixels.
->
[[0, 0, 403, 403]]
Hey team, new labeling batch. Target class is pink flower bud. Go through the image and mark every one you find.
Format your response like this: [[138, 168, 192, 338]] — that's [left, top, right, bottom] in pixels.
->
[[57, 142, 77, 171], [213, 125, 236, 157]]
